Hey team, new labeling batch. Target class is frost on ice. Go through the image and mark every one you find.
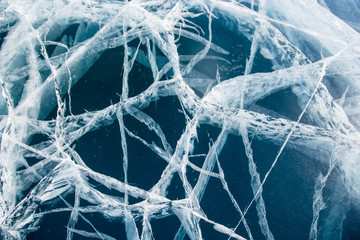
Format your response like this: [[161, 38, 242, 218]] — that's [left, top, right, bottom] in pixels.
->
[[0, 0, 360, 239]]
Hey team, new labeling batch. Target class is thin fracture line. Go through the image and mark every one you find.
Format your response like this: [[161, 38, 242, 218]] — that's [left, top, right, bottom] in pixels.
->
[[237, 61, 328, 226]]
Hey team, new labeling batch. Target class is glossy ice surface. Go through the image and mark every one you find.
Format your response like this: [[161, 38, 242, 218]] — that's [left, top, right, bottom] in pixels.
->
[[0, 0, 360, 239]]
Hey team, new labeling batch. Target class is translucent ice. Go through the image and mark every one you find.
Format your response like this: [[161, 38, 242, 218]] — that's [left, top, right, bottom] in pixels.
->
[[0, 0, 359, 239]]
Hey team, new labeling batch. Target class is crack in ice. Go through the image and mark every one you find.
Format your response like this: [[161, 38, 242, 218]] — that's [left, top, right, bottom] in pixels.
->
[[0, 0, 359, 239]]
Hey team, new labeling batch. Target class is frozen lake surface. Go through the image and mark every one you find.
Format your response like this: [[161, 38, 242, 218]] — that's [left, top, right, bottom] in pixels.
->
[[0, 0, 360, 239]]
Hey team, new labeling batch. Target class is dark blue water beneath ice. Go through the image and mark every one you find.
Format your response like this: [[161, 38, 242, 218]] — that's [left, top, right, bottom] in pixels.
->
[[26, 13, 360, 240]]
